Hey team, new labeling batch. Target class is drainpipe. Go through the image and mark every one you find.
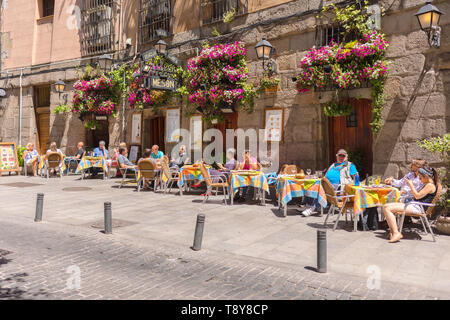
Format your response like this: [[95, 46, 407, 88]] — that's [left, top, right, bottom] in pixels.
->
[[18, 68, 23, 146], [122, 68, 126, 142]]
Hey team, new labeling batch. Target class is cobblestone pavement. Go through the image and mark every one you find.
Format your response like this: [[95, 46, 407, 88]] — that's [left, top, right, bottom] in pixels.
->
[[1, 175, 450, 300], [0, 217, 448, 300]]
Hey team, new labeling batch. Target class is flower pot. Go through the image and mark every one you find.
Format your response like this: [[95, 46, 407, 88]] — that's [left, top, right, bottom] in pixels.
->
[[436, 216, 450, 235], [264, 85, 279, 94]]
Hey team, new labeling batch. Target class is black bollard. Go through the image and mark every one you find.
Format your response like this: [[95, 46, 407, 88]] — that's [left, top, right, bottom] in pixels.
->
[[34, 193, 44, 222], [104, 202, 112, 234], [192, 214, 205, 251], [317, 229, 327, 273]]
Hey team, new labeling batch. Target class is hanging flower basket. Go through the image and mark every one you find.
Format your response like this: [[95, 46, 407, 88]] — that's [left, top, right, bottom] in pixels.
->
[[264, 85, 279, 94]]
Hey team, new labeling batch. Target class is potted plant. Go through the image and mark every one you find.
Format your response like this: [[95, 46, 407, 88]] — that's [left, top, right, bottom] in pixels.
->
[[417, 134, 450, 234], [84, 120, 102, 131], [258, 76, 280, 94]]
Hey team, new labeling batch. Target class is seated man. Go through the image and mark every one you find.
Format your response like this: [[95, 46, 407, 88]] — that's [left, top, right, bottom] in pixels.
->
[[23, 143, 40, 176], [90, 140, 109, 176], [150, 145, 164, 165], [298, 148, 358, 217], [117, 147, 137, 173], [64, 142, 84, 174], [170, 145, 188, 169]]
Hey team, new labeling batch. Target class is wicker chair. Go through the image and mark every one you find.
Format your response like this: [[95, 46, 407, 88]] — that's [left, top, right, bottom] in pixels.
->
[[321, 177, 356, 231], [199, 163, 229, 205], [397, 183, 442, 242], [160, 159, 180, 194], [136, 159, 157, 192], [45, 152, 63, 179], [279, 164, 305, 175]]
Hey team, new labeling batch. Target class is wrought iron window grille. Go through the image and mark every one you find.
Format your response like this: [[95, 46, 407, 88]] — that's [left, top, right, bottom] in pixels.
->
[[200, 0, 248, 25], [139, 0, 173, 44], [81, 0, 117, 56]]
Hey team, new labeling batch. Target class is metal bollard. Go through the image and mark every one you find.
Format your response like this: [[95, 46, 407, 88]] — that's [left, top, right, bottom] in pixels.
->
[[104, 202, 112, 234], [192, 214, 205, 251], [34, 193, 44, 222], [317, 229, 327, 273]]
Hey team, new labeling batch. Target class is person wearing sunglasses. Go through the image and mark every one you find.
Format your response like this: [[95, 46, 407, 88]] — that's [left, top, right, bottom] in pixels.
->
[[298, 149, 358, 217]]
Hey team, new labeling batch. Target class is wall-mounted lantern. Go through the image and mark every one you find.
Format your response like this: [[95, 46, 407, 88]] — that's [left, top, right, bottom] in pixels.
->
[[255, 38, 276, 75], [415, 1, 444, 48]]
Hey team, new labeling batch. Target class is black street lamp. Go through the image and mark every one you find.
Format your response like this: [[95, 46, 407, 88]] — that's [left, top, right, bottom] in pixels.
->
[[415, 1, 444, 47], [155, 39, 168, 55], [255, 38, 275, 74], [97, 54, 113, 73], [54, 79, 66, 93]]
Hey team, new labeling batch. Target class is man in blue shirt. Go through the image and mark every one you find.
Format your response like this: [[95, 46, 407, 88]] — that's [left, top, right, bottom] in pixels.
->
[[91, 140, 109, 176], [150, 145, 164, 162], [298, 148, 358, 217]]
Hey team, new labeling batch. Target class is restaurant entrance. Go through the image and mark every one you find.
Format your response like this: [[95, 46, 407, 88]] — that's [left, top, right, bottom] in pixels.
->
[[144, 116, 165, 153], [215, 112, 238, 155], [328, 98, 373, 177]]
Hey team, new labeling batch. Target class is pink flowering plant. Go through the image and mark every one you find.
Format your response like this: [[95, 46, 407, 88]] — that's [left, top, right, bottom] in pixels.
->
[[128, 56, 183, 111], [295, 0, 390, 134], [295, 32, 389, 92], [72, 64, 121, 117], [183, 42, 256, 121]]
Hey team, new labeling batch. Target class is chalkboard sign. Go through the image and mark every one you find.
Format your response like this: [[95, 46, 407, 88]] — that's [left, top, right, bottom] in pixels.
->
[[0, 142, 20, 175]]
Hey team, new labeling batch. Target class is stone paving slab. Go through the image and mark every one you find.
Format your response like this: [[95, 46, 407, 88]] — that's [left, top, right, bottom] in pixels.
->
[[1, 175, 450, 298]]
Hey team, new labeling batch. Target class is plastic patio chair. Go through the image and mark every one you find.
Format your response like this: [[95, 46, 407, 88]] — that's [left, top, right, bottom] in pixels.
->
[[45, 152, 64, 179], [199, 163, 229, 205], [397, 183, 442, 242], [321, 177, 356, 231]]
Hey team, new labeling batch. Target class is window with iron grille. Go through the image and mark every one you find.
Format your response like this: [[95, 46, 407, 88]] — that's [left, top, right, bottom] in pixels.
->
[[201, 0, 248, 25], [315, 24, 358, 48], [81, 0, 116, 56], [346, 108, 358, 128], [140, 0, 172, 44], [42, 0, 55, 17]]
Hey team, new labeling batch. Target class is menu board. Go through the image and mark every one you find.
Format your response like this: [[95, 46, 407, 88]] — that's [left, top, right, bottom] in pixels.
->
[[166, 108, 180, 143], [131, 113, 142, 145], [0, 142, 20, 174], [190, 115, 203, 151], [264, 108, 284, 142], [129, 145, 139, 163]]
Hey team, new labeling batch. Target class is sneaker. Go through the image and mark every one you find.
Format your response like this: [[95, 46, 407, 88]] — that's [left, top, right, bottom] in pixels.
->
[[301, 208, 315, 217]]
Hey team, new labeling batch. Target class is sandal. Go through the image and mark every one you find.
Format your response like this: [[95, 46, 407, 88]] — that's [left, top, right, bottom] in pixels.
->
[[389, 233, 403, 243]]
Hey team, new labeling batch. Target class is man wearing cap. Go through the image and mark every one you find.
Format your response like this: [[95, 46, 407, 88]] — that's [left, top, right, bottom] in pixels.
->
[[298, 148, 358, 217]]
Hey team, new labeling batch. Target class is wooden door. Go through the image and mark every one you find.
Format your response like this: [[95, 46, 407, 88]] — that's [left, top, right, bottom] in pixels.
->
[[34, 86, 51, 154], [148, 116, 165, 153], [328, 98, 373, 177], [86, 120, 109, 150], [215, 112, 238, 154], [36, 108, 50, 154]]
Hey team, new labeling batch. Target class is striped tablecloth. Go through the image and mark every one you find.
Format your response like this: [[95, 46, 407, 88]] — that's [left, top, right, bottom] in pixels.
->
[[229, 171, 269, 196], [345, 184, 401, 215], [76, 157, 107, 175], [178, 165, 210, 187], [276, 177, 327, 208]]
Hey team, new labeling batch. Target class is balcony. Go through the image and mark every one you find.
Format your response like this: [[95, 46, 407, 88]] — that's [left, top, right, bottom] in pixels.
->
[[140, 0, 172, 44], [200, 0, 248, 25]]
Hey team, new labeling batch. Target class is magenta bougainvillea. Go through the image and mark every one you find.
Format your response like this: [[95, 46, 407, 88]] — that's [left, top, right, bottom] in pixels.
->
[[72, 74, 119, 116], [185, 42, 256, 120], [295, 31, 390, 92]]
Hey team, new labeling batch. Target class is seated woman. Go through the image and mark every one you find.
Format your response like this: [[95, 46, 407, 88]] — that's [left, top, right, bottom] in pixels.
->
[[23, 143, 40, 176], [234, 150, 258, 202], [217, 148, 238, 173], [382, 166, 439, 243], [46, 141, 63, 156]]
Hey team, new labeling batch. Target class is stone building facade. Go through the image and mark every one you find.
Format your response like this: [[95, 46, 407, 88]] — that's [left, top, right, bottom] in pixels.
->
[[0, 0, 448, 177]]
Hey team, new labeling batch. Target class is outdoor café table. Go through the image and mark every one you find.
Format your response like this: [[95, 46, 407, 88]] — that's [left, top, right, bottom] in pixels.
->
[[344, 184, 401, 218], [229, 170, 269, 206], [276, 176, 327, 217], [177, 165, 211, 195], [76, 156, 108, 180]]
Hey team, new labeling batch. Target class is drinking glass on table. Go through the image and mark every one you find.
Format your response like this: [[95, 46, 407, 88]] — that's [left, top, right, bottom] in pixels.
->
[[306, 169, 312, 177]]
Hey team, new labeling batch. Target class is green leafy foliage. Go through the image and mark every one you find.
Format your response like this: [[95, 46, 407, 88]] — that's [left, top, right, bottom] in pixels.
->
[[17, 145, 27, 167], [53, 104, 70, 115], [84, 120, 102, 130], [257, 76, 280, 94], [323, 99, 353, 117], [223, 8, 236, 23]]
